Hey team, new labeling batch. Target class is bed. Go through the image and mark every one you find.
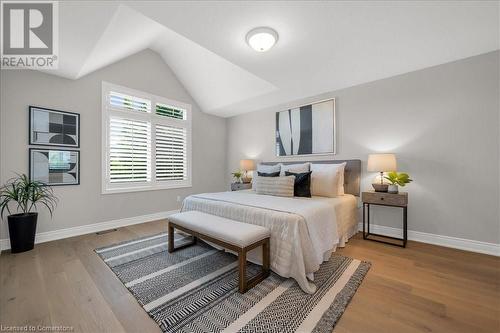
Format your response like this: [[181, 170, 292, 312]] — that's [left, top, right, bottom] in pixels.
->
[[181, 159, 361, 294]]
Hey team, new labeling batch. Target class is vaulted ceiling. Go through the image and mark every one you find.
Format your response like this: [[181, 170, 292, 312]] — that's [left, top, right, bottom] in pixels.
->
[[43, 1, 499, 117]]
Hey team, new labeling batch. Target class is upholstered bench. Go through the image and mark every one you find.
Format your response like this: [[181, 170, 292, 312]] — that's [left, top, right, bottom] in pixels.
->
[[167, 211, 271, 293]]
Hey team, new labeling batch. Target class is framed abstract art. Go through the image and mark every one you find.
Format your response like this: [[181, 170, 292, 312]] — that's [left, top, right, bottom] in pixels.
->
[[275, 98, 336, 156], [29, 106, 80, 147], [29, 148, 80, 186]]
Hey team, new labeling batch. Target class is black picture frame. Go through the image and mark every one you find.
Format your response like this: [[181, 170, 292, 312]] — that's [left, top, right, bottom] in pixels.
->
[[29, 148, 80, 186], [29, 106, 80, 148], [275, 98, 336, 157]]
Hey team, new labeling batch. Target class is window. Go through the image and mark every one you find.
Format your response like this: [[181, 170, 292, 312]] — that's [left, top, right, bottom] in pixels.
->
[[102, 82, 192, 193]]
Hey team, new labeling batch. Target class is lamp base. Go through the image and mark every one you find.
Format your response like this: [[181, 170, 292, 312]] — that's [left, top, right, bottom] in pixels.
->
[[372, 183, 389, 192], [242, 177, 252, 183]]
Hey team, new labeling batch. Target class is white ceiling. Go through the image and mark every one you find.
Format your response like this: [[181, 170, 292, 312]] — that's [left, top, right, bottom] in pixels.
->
[[43, 1, 499, 117]]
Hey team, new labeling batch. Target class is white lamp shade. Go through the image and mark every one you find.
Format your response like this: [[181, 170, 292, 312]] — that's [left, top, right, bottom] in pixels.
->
[[240, 159, 256, 171], [367, 154, 397, 172]]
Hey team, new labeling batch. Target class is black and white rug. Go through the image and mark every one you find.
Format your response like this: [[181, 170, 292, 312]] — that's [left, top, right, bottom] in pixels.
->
[[95, 232, 370, 333]]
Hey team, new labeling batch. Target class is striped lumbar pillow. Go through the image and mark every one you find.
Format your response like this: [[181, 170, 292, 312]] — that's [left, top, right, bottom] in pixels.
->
[[253, 175, 295, 197]]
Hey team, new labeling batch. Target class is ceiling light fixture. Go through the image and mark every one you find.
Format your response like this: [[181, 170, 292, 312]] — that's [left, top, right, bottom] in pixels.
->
[[246, 27, 278, 52]]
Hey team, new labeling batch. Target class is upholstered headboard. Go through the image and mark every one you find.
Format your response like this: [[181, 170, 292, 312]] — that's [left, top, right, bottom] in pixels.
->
[[260, 159, 361, 196]]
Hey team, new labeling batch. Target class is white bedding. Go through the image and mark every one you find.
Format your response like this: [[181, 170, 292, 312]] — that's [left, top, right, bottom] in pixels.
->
[[181, 190, 358, 294]]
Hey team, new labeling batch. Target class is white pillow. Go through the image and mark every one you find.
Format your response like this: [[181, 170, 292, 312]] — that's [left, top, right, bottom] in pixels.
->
[[337, 162, 347, 195], [280, 162, 311, 176], [310, 163, 346, 197], [253, 175, 295, 197], [257, 163, 281, 174]]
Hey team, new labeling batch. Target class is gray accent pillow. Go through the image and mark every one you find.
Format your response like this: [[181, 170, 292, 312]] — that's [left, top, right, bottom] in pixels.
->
[[257, 163, 281, 174], [280, 162, 311, 176], [253, 175, 295, 197]]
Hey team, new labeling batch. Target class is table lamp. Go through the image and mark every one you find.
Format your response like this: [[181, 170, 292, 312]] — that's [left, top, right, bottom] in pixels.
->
[[240, 159, 256, 183], [367, 154, 397, 192]]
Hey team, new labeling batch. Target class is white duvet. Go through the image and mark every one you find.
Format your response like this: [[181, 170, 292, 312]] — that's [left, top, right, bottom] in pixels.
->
[[181, 190, 358, 293]]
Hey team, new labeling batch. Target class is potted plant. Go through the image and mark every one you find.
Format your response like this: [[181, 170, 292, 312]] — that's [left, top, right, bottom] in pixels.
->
[[0, 174, 57, 253], [231, 170, 243, 183], [384, 171, 413, 194]]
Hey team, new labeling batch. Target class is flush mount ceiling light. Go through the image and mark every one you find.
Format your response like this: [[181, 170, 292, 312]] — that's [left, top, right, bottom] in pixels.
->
[[246, 27, 279, 52]]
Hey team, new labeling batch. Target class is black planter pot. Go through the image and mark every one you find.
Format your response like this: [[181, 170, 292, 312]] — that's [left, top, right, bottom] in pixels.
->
[[8, 212, 38, 253]]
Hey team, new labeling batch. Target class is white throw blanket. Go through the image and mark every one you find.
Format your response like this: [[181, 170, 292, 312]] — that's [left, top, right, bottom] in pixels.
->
[[181, 191, 343, 293]]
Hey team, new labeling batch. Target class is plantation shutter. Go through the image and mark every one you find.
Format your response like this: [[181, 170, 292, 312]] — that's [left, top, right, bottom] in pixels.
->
[[109, 117, 151, 183], [155, 124, 187, 181], [156, 103, 185, 120], [103, 82, 191, 193], [109, 91, 151, 113]]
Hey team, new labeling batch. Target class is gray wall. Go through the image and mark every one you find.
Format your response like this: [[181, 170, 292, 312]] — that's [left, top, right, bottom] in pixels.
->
[[0, 49, 227, 238], [227, 51, 499, 244]]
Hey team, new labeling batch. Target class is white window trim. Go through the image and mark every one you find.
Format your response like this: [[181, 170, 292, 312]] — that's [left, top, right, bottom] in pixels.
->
[[101, 81, 192, 194]]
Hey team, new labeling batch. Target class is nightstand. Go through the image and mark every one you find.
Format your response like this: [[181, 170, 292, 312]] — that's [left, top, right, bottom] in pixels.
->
[[231, 182, 252, 191], [362, 191, 408, 247]]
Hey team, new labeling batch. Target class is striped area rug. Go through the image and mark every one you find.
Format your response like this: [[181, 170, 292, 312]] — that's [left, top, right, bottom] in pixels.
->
[[95, 232, 370, 333]]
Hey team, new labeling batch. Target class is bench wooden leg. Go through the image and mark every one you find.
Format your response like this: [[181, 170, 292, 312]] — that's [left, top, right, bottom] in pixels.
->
[[238, 250, 247, 293], [168, 222, 197, 253], [238, 237, 271, 294], [263, 238, 270, 273], [168, 222, 174, 253]]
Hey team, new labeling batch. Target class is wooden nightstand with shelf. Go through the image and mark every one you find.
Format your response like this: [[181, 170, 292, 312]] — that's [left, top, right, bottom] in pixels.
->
[[362, 191, 408, 247]]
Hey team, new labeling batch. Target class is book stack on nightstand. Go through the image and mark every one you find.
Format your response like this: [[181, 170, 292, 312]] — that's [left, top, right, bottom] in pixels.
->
[[362, 191, 408, 247]]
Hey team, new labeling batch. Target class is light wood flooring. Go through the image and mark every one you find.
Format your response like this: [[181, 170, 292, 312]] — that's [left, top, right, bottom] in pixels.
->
[[0, 219, 499, 333]]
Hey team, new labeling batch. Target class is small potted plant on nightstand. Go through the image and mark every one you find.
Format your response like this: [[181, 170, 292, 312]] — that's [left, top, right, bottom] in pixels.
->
[[231, 170, 243, 184], [0, 174, 58, 253], [384, 171, 413, 194]]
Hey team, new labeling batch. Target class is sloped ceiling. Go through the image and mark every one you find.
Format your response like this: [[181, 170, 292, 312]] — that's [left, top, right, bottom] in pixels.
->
[[39, 1, 499, 117]]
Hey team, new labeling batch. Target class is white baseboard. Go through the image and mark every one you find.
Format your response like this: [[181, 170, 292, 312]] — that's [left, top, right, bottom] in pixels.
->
[[1, 213, 497, 256], [358, 223, 500, 256], [0, 210, 180, 251]]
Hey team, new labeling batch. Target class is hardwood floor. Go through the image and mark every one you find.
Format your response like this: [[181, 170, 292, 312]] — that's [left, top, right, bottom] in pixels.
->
[[0, 220, 498, 333]]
